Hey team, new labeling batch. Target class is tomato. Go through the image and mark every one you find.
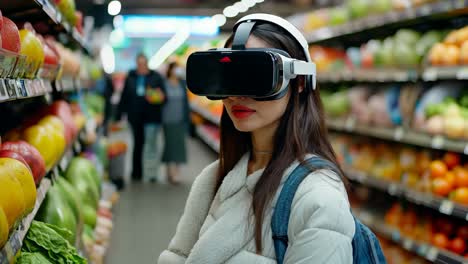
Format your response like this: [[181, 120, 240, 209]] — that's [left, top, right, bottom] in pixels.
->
[[432, 233, 450, 249], [450, 237, 467, 255], [430, 160, 448, 178], [444, 152, 461, 169], [432, 178, 453, 197], [455, 169, 468, 188], [436, 218, 455, 237], [446, 171, 456, 187]]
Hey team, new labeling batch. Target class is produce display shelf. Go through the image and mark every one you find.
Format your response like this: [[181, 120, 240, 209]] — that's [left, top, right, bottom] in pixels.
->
[[319, 68, 419, 82], [0, 78, 53, 104], [304, 0, 468, 44], [327, 118, 468, 154], [318, 67, 468, 83], [355, 210, 467, 264], [347, 168, 468, 221], [195, 125, 220, 153], [0, 178, 51, 264], [0, 0, 90, 54], [190, 103, 221, 126]]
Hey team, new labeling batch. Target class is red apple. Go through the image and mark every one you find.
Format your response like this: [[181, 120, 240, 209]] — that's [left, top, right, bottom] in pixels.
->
[[1, 16, 21, 53], [43, 42, 59, 65], [1, 141, 46, 184], [47, 100, 77, 143], [0, 150, 31, 171]]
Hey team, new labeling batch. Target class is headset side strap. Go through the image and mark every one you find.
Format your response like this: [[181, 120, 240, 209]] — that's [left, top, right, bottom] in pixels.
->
[[232, 21, 256, 50]]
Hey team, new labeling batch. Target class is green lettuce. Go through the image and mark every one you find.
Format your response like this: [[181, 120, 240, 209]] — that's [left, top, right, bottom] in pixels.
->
[[16, 252, 53, 264]]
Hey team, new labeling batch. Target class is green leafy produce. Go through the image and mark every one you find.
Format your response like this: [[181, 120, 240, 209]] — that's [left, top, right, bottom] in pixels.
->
[[21, 221, 86, 264], [17, 252, 53, 264]]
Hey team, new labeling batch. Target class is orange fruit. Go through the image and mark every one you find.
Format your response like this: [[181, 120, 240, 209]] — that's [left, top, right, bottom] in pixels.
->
[[443, 152, 461, 169], [452, 187, 468, 205], [433, 233, 450, 249], [432, 178, 452, 197], [445, 171, 456, 187], [430, 160, 448, 178], [454, 169, 468, 188]]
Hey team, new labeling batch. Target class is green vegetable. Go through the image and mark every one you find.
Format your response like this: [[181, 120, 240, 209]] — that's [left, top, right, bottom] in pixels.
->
[[17, 252, 53, 264], [425, 103, 445, 117], [21, 221, 86, 264]]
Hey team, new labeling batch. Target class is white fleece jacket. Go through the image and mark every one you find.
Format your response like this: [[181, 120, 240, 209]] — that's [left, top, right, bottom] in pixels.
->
[[158, 154, 355, 264]]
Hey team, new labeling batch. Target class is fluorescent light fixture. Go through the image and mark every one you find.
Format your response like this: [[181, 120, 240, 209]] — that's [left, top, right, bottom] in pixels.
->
[[100, 44, 115, 74], [121, 15, 219, 37], [108, 0, 121, 16], [242, 0, 256, 8], [113, 15, 124, 28], [254, 0, 265, 2], [234, 2, 249, 13], [149, 26, 190, 70], [223, 6, 238, 18], [212, 14, 227, 27]]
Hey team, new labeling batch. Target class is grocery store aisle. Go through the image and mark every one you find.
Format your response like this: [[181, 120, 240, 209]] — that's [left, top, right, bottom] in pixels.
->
[[105, 136, 217, 264]]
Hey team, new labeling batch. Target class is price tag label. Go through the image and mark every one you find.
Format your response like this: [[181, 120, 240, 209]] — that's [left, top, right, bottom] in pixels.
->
[[456, 67, 468, 79], [439, 200, 454, 215], [393, 127, 404, 141], [391, 231, 401, 242], [60, 156, 68, 171], [423, 68, 437, 81], [6, 79, 17, 98], [345, 117, 356, 132], [0, 79, 8, 101], [431, 136, 444, 149], [426, 247, 438, 261], [388, 183, 399, 195], [403, 239, 413, 250]]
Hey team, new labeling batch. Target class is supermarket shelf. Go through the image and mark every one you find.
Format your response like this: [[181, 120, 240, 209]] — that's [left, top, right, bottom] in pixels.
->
[[190, 103, 221, 126], [195, 125, 220, 153], [327, 118, 468, 154], [318, 67, 468, 83], [0, 78, 53, 103], [305, 0, 468, 44], [0, 0, 90, 54], [0, 178, 51, 264], [346, 168, 468, 221], [355, 210, 467, 264]]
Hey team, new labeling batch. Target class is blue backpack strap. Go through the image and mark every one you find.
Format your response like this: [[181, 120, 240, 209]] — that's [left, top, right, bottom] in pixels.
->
[[271, 156, 339, 264]]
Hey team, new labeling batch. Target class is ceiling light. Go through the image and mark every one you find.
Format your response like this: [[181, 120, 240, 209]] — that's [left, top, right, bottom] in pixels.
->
[[234, 2, 249, 13], [113, 15, 124, 28], [108, 0, 121, 16], [223, 6, 238, 18], [242, 0, 256, 8], [212, 14, 227, 27], [254, 0, 265, 3]]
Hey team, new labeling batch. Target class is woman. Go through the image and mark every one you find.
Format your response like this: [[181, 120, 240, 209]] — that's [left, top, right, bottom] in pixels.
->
[[162, 62, 190, 184], [159, 14, 355, 263]]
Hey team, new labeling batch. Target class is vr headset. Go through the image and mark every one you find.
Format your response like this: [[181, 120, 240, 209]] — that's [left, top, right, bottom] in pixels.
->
[[186, 13, 316, 101]]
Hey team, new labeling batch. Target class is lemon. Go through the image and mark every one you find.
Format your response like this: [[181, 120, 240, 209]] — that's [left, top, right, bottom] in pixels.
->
[[38, 115, 65, 134], [0, 166, 25, 229], [0, 158, 36, 213], [0, 207, 8, 248]]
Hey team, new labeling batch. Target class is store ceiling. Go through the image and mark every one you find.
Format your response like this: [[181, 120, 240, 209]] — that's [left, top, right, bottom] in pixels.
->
[[76, 0, 338, 30]]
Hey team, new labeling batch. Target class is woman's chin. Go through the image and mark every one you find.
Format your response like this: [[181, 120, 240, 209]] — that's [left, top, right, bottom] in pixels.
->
[[233, 121, 257, 133]]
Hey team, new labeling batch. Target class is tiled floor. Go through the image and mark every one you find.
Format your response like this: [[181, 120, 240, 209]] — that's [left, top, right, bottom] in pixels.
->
[[105, 134, 217, 264]]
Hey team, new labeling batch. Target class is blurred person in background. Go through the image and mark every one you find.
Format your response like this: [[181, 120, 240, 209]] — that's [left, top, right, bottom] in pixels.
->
[[116, 53, 166, 182], [162, 62, 190, 185]]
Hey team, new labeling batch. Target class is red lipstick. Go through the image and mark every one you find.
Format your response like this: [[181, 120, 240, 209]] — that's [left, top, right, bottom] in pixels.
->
[[231, 105, 255, 119]]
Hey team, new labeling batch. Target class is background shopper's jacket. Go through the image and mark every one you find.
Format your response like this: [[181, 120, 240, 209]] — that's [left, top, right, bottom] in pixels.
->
[[158, 154, 355, 264], [116, 69, 166, 124]]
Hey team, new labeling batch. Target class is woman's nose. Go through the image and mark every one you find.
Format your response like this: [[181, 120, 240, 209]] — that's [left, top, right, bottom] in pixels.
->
[[227, 96, 248, 101]]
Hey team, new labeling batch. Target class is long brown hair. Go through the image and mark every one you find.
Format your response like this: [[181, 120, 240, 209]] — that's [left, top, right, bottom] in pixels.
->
[[216, 22, 344, 253]]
